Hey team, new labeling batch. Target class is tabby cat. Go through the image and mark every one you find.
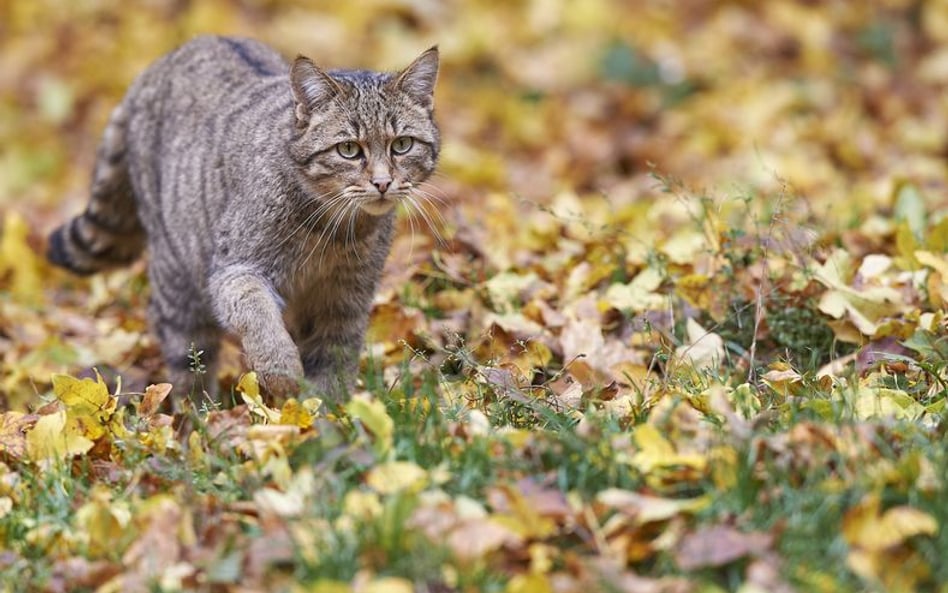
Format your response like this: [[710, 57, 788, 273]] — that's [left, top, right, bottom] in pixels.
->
[[47, 36, 440, 401]]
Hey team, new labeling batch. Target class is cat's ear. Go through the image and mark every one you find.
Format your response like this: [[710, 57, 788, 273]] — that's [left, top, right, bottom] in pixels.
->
[[393, 46, 439, 108], [290, 56, 342, 125]]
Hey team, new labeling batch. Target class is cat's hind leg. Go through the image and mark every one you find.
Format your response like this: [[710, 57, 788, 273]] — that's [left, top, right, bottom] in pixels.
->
[[147, 264, 223, 409]]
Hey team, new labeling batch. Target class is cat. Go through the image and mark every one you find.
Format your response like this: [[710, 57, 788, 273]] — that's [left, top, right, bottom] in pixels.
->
[[47, 35, 440, 403]]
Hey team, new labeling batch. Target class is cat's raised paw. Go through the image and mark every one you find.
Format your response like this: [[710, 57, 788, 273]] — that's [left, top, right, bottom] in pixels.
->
[[258, 371, 302, 400]]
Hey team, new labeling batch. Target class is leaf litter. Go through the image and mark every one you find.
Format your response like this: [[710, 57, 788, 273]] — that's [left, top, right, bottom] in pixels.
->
[[1, 0, 948, 591]]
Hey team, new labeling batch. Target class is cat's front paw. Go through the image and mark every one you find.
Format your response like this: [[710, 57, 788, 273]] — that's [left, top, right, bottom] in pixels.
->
[[258, 370, 302, 400], [245, 340, 304, 401]]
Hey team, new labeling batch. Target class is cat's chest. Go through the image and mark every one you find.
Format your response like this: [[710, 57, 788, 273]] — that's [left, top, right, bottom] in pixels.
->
[[282, 237, 370, 295]]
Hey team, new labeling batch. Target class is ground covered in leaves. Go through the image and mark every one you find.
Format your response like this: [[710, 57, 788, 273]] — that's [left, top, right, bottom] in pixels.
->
[[2, 1, 948, 592]]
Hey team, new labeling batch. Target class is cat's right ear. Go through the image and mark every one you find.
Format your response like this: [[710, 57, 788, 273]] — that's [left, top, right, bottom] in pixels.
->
[[290, 56, 342, 126]]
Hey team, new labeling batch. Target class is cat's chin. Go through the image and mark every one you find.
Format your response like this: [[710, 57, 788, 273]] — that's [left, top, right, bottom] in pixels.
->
[[359, 198, 397, 216]]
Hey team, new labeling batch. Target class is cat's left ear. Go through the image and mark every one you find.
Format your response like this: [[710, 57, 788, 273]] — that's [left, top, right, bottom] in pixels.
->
[[393, 46, 439, 109]]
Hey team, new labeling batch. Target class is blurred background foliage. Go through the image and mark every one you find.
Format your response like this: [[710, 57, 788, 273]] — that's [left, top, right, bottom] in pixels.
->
[[2, 0, 947, 225]]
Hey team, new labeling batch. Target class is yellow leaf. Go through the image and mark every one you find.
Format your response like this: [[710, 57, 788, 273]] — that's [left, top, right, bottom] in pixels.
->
[[75, 485, 131, 557], [238, 372, 281, 423], [187, 431, 205, 468], [631, 424, 707, 474], [254, 487, 305, 518], [915, 250, 948, 275], [0, 497, 12, 519], [66, 412, 107, 442], [895, 222, 920, 267], [300, 581, 352, 593], [342, 490, 383, 520], [675, 273, 712, 310], [491, 486, 557, 539], [237, 371, 260, 398], [279, 398, 314, 428], [346, 394, 394, 456], [365, 461, 427, 495], [363, 578, 414, 593], [26, 410, 94, 462], [926, 216, 948, 252], [301, 397, 323, 417], [0, 211, 42, 302], [596, 488, 708, 523], [851, 386, 926, 421], [815, 250, 904, 337], [661, 230, 709, 264], [485, 271, 540, 313], [843, 494, 938, 552], [528, 542, 555, 574], [506, 572, 552, 593], [52, 373, 116, 420], [603, 267, 665, 312]]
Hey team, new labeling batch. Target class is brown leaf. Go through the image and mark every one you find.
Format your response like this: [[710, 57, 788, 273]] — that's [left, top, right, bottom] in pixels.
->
[[446, 518, 523, 561], [204, 406, 251, 450], [674, 524, 773, 571], [45, 557, 121, 593], [139, 383, 173, 418], [120, 497, 191, 588], [0, 411, 38, 460]]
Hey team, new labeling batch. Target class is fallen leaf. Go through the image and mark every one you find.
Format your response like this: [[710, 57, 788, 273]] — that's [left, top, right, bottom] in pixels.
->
[[365, 460, 427, 494], [597, 489, 708, 523], [26, 410, 94, 462], [238, 372, 281, 423], [675, 524, 773, 570], [843, 494, 937, 552], [139, 383, 172, 418], [673, 318, 724, 371], [447, 518, 523, 561], [346, 394, 394, 457], [0, 411, 38, 460], [279, 398, 315, 428]]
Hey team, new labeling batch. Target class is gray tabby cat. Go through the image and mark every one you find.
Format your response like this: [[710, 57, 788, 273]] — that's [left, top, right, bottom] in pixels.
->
[[47, 36, 440, 402]]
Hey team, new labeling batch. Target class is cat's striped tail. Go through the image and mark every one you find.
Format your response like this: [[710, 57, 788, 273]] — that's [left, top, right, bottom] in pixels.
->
[[47, 103, 145, 275]]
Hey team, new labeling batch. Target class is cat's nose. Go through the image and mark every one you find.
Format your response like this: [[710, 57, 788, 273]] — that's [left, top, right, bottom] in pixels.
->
[[372, 177, 392, 194]]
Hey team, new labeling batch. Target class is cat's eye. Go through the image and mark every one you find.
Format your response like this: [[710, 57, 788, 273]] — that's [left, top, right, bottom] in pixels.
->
[[337, 141, 362, 159], [391, 136, 414, 155]]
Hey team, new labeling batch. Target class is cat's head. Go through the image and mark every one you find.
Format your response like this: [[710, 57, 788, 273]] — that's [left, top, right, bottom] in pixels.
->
[[289, 47, 440, 217]]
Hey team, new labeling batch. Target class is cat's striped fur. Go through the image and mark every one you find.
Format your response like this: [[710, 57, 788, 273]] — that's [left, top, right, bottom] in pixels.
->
[[48, 36, 440, 401]]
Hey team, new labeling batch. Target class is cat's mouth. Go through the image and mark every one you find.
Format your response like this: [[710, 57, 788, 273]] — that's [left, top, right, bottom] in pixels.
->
[[359, 195, 398, 216]]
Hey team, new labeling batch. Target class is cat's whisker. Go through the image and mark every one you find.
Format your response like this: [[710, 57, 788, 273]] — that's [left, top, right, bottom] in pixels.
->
[[300, 193, 352, 270], [417, 180, 450, 204], [316, 197, 355, 268], [277, 190, 347, 249], [312, 204, 347, 266], [413, 189, 450, 226], [412, 182, 451, 237], [402, 194, 418, 263], [408, 191, 448, 246], [345, 203, 362, 265], [404, 193, 445, 247]]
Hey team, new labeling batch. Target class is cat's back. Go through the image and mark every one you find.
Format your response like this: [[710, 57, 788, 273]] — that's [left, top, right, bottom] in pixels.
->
[[125, 35, 289, 134], [120, 36, 293, 272], [133, 35, 286, 94]]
